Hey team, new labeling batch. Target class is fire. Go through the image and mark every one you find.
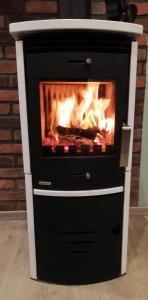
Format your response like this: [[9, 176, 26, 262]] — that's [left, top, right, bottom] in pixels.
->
[[58, 96, 75, 128], [40, 81, 115, 153], [99, 118, 114, 134], [49, 83, 112, 132]]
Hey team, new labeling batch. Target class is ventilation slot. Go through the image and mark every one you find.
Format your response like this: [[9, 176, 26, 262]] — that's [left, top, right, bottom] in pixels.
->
[[60, 231, 96, 255], [60, 231, 96, 235], [65, 241, 94, 245], [68, 60, 85, 64], [69, 250, 88, 255]]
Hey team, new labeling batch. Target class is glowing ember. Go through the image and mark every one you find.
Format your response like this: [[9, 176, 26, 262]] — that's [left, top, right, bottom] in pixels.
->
[[64, 146, 69, 152], [40, 81, 115, 153]]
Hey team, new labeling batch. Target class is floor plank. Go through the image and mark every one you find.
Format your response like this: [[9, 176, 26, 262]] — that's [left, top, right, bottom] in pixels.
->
[[0, 216, 148, 300]]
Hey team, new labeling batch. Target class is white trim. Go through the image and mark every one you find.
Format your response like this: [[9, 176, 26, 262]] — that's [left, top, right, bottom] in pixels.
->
[[25, 174, 37, 279], [126, 42, 138, 172], [34, 186, 123, 197], [16, 41, 31, 174], [9, 19, 143, 40], [121, 171, 131, 275]]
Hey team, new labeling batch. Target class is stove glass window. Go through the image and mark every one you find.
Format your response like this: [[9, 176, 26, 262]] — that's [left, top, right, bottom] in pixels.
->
[[39, 81, 116, 156]]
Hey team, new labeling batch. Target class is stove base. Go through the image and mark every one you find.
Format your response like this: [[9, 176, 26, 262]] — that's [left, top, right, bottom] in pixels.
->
[[32, 272, 126, 286], [33, 192, 124, 284]]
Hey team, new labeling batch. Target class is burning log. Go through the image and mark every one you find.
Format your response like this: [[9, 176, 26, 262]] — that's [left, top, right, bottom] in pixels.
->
[[56, 126, 100, 140], [58, 134, 93, 146]]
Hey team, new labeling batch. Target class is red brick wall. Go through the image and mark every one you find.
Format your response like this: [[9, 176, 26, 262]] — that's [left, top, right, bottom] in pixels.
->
[[0, 0, 147, 210]]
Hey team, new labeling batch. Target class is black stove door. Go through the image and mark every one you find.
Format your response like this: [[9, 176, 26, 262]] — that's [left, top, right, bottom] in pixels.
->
[[33, 191, 124, 284]]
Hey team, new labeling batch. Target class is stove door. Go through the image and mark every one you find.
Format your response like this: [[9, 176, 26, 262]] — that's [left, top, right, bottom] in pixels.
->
[[33, 191, 124, 284], [25, 50, 130, 190]]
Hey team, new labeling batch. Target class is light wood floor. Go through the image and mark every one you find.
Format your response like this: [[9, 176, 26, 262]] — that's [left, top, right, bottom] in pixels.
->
[[0, 216, 148, 300]]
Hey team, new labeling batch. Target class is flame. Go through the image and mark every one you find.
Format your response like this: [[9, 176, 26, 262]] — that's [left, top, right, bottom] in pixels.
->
[[40, 82, 115, 151], [99, 117, 114, 134], [49, 83, 112, 132]]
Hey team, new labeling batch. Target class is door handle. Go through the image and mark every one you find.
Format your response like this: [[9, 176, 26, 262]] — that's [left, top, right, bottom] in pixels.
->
[[120, 125, 132, 167]]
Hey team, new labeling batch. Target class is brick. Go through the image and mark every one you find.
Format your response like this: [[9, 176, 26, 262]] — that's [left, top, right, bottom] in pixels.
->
[[0, 180, 15, 189], [0, 0, 24, 14], [0, 61, 16, 74], [0, 156, 15, 167], [131, 177, 139, 189], [0, 144, 22, 154], [133, 3, 148, 16], [136, 18, 148, 31], [0, 129, 12, 140], [12, 104, 20, 114], [0, 76, 9, 88], [0, 32, 13, 43], [134, 128, 142, 140], [138, 48, 147, 62], [5, 47, 16, 59], [0, 1, 25, 13], [0, 103, 10, 114], [130, 201, 138, 207], [143, 63, 146, 76], [25, 1, 57, 13], [0, 191, 26, 201], [15, 202, 26, 211], [6, 14, 26, 25], [136, 76, 146, 88], [0, 90, 18, 101], [0, 168, 24, 178], [132, 153, 141, 165], [0, 47, 3, 58], [92, 1, 105, 15], [136, 89, 145, 101], [134, 115, 143, 127], [0, 16, 5, 28], [130, 197, 138, 207], [15, 179, 25, 190], [25, 13, 58, 21], [0, 117, 20, 128], [132, 166, 140, 177], [13, 129, 21, 141], [0, 201, 26, 211], [130, 189, 139, 206], [135, 102, 144, 115], [133, 142, 141, 153], [10, 75, 18, 88], [16, 156, 23, 167], [137, 34, 147, 46], [137, 63, 142, 75]]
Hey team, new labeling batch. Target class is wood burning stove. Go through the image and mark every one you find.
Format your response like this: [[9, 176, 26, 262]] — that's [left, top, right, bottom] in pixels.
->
[[10, 19, 143, 284]]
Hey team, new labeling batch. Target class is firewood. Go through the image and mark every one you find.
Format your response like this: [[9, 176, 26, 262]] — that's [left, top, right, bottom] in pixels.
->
[[56, 126, 100, 140], [58, 134, 93, 146]]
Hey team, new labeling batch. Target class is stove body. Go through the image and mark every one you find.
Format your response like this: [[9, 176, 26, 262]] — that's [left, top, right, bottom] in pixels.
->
[[10, 20, 143, 284]]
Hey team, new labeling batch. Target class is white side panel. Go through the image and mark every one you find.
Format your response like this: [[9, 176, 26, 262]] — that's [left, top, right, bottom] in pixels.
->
[[126, 42, 138, 171], [34, 186, 123, 197], [121, 171, 131, 274], [16, 41, 31, 174], [9, 19, 143, 41], [25, 174, 37, 279]]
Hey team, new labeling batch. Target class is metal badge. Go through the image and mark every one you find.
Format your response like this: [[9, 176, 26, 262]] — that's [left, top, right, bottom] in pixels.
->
[[38, 181, 52, 186]]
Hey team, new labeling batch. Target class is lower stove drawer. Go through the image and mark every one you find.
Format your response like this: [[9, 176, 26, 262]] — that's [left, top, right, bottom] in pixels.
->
[[33, 190, 124, 284]]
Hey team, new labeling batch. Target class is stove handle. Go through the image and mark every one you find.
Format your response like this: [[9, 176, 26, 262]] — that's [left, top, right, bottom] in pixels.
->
[[34, 187, 123, 197], [120, 125, 132, 167]]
